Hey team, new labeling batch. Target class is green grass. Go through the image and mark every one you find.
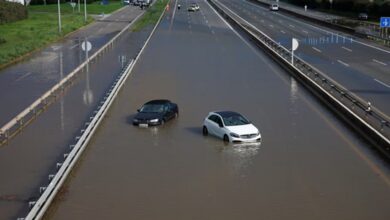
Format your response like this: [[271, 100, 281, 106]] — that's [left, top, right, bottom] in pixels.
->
[[132, 0, 169, 32], [0, 1, 124, 67], [28, 1, 124, 15]]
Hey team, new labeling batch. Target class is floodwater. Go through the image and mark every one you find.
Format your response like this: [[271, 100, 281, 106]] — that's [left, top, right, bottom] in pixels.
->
[[45, 1, 390, 220]]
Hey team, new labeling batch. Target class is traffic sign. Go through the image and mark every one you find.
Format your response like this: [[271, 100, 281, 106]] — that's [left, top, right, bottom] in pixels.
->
[[81, 41, 92, 52], [380, 17, 390, 28]]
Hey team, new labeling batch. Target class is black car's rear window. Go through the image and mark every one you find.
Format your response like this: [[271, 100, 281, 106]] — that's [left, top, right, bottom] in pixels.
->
[[140, 104, 165, 113]]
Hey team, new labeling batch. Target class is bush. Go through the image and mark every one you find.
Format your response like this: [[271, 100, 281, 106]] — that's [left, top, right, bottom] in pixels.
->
[[0, 0, 28, 24], [0, 37, 6, 44], [30, 0, 96, 5]]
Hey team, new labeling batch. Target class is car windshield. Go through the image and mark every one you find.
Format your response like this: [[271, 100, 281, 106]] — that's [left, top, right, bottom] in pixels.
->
[[222, 114, 250, 126], [140, 104, 165, 113]]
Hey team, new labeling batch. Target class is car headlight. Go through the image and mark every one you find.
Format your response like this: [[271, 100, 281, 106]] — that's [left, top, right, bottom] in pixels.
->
[[149, 119, 159, 123], [230, 132, 240, 138]]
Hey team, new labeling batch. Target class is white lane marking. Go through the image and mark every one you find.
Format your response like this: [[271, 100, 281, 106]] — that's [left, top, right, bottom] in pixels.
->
[[302, 30, 308, 34], [289, 24, 295, 28], [374, 79, 390, 88], [312, 47, 322, 53], [206, 19, 208, 23], [261, 19, 264, 23], [211, 30, 215, 34], [169, 0, 179, 30], [372, 59, 387, 66], [342, 46, 352, 52], [14, 72, 32, 82], [269, 24, 274, 28], [244, 0, 390, 54], [280, 30, 286, 34], [69, 44, 79, 50], [337, 59, 350, 67]]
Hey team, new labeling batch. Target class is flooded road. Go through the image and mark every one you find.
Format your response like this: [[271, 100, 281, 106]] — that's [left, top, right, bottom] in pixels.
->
[[47, 1, 390, 220]]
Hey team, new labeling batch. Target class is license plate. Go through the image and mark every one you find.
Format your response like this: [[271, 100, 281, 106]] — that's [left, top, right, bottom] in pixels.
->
[[139, 124, 148, 128]]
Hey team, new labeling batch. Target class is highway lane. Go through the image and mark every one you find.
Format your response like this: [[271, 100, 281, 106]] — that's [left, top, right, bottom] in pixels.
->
[[0, 6, 143, 126], [0, 25, 152, 219], [218, 0, 390, 117], [47, 1, 390, 219]]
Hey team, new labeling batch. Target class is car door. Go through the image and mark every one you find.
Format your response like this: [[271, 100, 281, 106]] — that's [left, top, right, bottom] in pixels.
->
[[214, 116, 225, 138], [206, 115, 219, 136]]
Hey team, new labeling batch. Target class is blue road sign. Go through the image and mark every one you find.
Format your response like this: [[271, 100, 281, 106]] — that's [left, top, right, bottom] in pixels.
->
[[380, 17, 390, 28]]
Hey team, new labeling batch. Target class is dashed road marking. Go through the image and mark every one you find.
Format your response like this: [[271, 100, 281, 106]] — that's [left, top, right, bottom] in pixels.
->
[[69, 44, 79, 50], [337, 59, 349, 67], [342, 46, 352, 52], [374, 79, 390, 88], [14, 72, 32, 82], [312, 47, 322, 53], [302, 30, 308, 34], [372, 59, 387, 66], [289, 24, 295, 28], [280, 30, 286, 34]]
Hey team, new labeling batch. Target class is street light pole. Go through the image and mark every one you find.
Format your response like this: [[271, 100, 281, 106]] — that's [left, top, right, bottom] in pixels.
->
[[84, 0, 87, 23], [57, 0, 62, 34]]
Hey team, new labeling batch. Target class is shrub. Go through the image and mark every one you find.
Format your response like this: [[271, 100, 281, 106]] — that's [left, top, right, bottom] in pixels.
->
[[0, 37, 6, 44], [0, 0, 28, 24]]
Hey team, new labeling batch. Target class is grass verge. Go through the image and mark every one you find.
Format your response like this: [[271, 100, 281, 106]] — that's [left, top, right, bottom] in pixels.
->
[[0, 1, 123, 68], [132, 0, 169, 32]]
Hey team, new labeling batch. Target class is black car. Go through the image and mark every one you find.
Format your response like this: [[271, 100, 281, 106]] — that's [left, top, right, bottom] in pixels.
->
[[132, 100, 179, 127]]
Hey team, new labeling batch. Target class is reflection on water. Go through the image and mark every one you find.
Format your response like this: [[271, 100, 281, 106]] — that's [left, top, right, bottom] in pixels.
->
[[216, 142, 261, 176], [290, 76, 298, 104], [301, 33, 353, 46]]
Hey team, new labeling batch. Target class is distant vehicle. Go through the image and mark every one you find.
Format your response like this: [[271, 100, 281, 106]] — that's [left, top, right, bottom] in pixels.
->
[[270, 4, 279, 11], [358, 13, 368, 20], [123, 0, 130, 5], [202, 111, 261, 143], [188, 3, 200, 12], [138, 0, 152, 7], [133, 100, 179, 127]]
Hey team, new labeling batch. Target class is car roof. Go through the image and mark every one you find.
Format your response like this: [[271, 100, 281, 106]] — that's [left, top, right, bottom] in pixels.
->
[[212, 111, 242, 117], [144, 99, 171, 105]]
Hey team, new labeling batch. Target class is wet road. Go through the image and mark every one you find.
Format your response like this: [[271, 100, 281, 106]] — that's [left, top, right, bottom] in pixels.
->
[[47, 0, 390, 219], [0, 6, 143, 126], [0, 22, 151, 220], [218, 0, 390, 117]]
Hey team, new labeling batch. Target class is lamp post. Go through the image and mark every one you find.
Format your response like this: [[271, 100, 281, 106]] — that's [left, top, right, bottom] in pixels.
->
[[57, 0, 62, 34], [84, 0, 87, 23]]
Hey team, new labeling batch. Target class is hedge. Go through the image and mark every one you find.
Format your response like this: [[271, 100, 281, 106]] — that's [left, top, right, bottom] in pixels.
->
[[0, 0, 28, 24]]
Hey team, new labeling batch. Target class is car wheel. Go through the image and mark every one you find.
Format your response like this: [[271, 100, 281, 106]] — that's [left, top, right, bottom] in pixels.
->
[[223, 134, 229, 143], [202, 126, 208, 136]]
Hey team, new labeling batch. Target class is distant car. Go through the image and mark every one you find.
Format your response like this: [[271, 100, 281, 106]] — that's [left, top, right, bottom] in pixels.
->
[[358, 13, 368, 20], [270, 4, 279, 11], [123, 0, 130, 5], [133, 100, 179, 127], [188, 3, 200, 12], [203, 111, 261, 143]]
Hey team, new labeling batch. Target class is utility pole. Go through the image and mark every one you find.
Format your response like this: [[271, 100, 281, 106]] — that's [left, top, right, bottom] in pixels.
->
[[57, 0, 62, 34]]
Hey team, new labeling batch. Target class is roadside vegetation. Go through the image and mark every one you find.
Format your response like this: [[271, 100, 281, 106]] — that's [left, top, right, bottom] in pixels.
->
[[132, 0, 169, 32], [0, 1, 123, 68]]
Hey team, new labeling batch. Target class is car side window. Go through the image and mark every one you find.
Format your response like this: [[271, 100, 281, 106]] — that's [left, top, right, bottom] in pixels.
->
[[208, 115, 218, 123], [215, 116, 223, 127]]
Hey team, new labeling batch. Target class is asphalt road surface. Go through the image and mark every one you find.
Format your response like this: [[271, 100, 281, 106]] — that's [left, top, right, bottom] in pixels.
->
[[0, 6, 143, 126], [46, 0, 390, 219], [218, 0, 390, 117]]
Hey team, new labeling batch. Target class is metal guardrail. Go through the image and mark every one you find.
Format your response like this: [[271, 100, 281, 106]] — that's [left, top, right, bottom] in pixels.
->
[[18, 2, 168, 219], [0, 12, 145, 147], [209, 0, 390, 154]]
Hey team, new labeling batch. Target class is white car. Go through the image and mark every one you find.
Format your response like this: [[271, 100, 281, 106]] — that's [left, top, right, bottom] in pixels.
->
[[203, 111, 261, 143], [270, 4, 279, 11]]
